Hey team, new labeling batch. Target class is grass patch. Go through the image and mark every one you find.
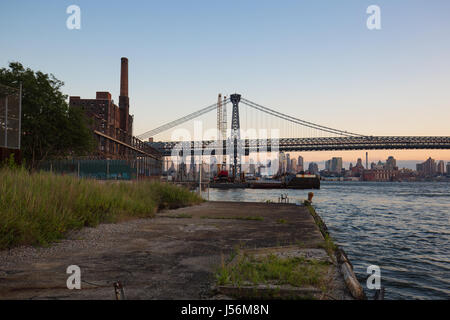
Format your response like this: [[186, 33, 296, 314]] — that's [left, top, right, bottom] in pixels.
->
[[277, 219, 287, 224], [0, 168, 203, 249], [215, 253, 331, 289], [201, 216, 264, 221]]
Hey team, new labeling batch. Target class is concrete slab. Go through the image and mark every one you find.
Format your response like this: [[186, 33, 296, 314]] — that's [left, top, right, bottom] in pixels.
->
[[0, 201, 352, 300]]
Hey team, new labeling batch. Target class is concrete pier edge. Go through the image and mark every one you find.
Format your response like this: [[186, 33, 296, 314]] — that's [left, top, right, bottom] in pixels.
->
[[303, 200, 366, 300]]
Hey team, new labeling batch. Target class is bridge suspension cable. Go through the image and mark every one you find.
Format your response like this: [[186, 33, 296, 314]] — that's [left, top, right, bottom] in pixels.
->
[[137, 98, 230, 140], [240, 98, 366, 138], [138, 95, 367, 140]]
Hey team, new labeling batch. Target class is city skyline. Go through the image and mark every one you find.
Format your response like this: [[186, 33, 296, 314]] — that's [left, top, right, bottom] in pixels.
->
[[1, 1, 450, 161], [180, 152, 449, 172], [282, 150, 450, 168]]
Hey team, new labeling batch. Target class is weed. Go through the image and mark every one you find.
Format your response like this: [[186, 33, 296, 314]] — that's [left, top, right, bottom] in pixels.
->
[[215, 253, 331, 289]]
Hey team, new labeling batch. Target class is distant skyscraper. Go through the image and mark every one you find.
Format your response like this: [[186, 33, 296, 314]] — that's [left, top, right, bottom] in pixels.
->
[[286, 153, 291, 172], [437, 160, 445, 175], [446, 162, 450, 175], [331, 157, 343, 173], [417, 157, 436, 176], [279, 152, 286, 174], [356, 158, 364, 168], [308, 162, 319, 175], [325, 160, 331, 171], [297, 155, 304, 171], [290, 158, 297, 173], [385, 156, 397, 170], [366, 152, 368, 169]]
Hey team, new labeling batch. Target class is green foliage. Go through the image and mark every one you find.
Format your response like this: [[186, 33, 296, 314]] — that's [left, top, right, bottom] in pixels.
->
[[2, 154, 18, 170], [319, 234, 338, 256], [0, 62, 96, 168], [0, 168, 202, 249]]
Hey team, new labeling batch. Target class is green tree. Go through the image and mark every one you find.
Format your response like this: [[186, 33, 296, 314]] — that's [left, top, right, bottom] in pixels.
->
[[0, 62, 96, 167]]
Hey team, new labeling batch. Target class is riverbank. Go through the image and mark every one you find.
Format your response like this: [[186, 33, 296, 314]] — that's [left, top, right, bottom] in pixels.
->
[[0, 201, 358, 300]]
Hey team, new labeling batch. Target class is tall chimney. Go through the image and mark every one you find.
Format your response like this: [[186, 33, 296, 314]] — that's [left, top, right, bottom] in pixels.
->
[[120, 57, 128, 97], [366, 152, 368, 169], [119, 57, 130, 135]]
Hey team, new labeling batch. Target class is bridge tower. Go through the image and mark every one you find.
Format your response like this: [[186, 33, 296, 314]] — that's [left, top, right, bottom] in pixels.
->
[[221, 95, 227, 169], [217, 94, 223, 142], [217, 94, 223, 170], [230, 94, 241, 181]]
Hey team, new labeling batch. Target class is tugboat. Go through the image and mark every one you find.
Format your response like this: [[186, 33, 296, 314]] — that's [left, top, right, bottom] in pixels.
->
[[249, 173, 320, 189], [284, 173, 320, 189], [209, 169, 248, 189], [210, 169, 320, 190]]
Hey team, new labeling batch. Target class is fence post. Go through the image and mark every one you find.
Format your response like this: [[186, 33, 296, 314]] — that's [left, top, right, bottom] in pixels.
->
[[106, 160, 110, 179], [77, 160, 80, 178], [18, 83, 22, 149], [199, 159, 202, 197], [4, 96, 8, 147], [136, 158, 139, 181]]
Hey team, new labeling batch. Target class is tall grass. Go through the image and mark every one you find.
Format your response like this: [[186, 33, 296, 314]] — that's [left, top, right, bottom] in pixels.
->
[[0, 168, 203, 249]]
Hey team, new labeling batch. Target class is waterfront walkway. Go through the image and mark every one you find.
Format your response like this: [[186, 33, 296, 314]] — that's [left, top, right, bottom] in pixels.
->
[[0, 201, 353, 299]]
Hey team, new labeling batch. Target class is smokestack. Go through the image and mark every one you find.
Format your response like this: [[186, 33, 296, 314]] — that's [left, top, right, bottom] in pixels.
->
[[119, 57, 130, 134], [366, 152, 368, 169], [120, 57, 128, 97]]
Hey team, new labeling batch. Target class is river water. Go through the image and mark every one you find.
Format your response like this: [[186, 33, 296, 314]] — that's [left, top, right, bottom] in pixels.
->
[[206, 182, 450, 300]]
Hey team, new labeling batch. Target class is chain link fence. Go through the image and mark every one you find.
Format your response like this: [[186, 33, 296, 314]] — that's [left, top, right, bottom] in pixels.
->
[[39, 158, 162, 180]]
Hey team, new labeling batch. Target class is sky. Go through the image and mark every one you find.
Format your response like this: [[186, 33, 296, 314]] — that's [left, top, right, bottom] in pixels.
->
[[1, 0, 449, 163]]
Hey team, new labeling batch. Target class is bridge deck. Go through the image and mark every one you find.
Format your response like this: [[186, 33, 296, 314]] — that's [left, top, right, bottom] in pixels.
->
[[149, 136, 450, 156]]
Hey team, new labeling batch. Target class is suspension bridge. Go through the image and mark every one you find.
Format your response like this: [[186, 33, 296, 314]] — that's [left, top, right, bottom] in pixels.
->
[[137, 93, 450, 179]]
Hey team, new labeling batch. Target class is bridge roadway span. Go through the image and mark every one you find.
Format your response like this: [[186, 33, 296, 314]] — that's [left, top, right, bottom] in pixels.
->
[[149, 136, 450, 156]]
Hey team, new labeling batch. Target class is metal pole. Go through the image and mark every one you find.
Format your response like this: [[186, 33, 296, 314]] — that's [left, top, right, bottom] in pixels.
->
[[77, 160, 80, 178], [136, 158, 139, 181], [207, 163, 210, 201], [18, 82, 22, 149], [4, 96, 8, 147], [199, 157, 202, 197]]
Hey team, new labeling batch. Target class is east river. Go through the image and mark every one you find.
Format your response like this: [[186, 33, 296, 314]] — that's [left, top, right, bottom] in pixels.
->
[[207, 181, 450, 300]]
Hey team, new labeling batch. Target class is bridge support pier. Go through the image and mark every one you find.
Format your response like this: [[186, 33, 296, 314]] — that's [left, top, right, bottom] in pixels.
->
[[230, 94, 242, 181]]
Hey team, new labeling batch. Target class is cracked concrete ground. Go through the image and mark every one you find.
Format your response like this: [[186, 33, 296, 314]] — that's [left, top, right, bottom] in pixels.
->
[[0, 201, 352, 300]]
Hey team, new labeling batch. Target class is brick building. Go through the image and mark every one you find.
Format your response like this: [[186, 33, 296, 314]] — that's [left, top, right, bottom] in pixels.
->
[[69, 58, 158, 160], [362, 169, 398, 182]]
